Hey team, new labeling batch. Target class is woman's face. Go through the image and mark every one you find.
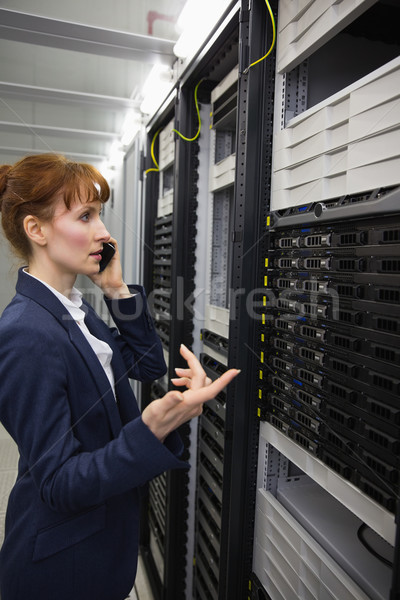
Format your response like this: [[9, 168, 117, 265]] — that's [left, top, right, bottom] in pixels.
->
[[41, 192, 111, 277]]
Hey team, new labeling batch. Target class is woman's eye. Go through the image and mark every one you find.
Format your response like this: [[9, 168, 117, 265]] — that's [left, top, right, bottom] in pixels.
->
[[80, 213, 90, 222]]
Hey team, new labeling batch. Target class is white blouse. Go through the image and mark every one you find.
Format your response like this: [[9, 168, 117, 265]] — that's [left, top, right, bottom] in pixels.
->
[[25, 271, 115, 395]]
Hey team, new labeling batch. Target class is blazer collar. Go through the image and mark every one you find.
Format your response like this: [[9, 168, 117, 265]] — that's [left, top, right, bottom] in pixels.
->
[[16, 267, 74, 331], [16, 268, 122, 437]]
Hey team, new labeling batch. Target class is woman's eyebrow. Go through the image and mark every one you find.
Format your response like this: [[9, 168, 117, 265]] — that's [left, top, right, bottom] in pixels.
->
[[76, 200, 101, 213]]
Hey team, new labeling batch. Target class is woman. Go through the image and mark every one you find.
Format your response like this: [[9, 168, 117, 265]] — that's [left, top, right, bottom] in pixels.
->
[[0, 154, 238, 600]]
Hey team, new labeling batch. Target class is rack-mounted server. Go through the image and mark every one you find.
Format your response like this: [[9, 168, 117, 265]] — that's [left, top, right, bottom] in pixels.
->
[[258, 186, 400, 513], [152, 213, 173, 350]]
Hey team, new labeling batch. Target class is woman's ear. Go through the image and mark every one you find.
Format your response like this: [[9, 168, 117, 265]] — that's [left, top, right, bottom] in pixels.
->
[[23, 215, 47, 247]]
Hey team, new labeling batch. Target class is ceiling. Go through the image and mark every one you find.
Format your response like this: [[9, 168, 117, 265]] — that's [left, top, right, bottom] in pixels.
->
[[0, 0, 187, 171]]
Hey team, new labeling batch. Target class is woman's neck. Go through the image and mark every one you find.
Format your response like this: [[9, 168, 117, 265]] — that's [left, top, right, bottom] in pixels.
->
[[27, 260, 77, 298]]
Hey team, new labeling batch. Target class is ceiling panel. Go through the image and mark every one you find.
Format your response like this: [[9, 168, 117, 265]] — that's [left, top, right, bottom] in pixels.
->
[[0, 0, 186, 168], [0, 40, 148, 97], [0, 0, 185, 38]]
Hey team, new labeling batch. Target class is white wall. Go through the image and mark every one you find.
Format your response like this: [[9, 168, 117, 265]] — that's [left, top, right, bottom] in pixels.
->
[[0, 233, 19, 316]]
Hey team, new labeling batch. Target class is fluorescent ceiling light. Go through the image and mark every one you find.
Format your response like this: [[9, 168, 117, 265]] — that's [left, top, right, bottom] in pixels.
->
[[140, 63, 173, 115], [120, 109, 141, 147], [108, 139, 124, 168], [99, 161, 116, 184], [174, 0, 232, 59]]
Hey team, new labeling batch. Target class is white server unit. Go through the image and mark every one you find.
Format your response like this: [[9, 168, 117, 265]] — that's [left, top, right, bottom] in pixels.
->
[[272, 0, 400, 210]]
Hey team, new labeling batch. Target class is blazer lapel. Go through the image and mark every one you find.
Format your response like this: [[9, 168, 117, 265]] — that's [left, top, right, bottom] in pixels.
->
[[81, 298, 142, 417], [68, 322, 122, 438], [82, 310, 142, 425], [16, 269, 122, 438]]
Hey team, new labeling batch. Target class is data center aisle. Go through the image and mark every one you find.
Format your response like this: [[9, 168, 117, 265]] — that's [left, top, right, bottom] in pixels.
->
[[0, 424, 154, 600]]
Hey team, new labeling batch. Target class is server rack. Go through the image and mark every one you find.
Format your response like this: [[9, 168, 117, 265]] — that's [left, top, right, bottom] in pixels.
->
[[175, 16, 243, 600], [181, 3, 278, 598], [255, 188, 399, 599], [220, 1, 278, 598], [152, 2, 278, 598], [137, 4, 246, 598], [193, 64, 237, 600], [251, 2, 400, 600], [139, 61, 220, 597], [137, 2, 400, 599], [140, 106, 197, 600], [139, 1, 279, 598]]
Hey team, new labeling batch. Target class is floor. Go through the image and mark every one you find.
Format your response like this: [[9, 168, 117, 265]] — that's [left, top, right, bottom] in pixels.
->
[[0, 424, 154, 600]]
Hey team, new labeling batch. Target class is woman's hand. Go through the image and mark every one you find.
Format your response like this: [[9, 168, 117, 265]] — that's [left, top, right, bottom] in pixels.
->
[[141, 344, 240, 442], [89, 238, 132, 299]]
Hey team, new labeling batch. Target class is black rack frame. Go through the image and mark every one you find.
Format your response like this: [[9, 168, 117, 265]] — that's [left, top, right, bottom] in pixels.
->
[[219, 1, 278, 598]]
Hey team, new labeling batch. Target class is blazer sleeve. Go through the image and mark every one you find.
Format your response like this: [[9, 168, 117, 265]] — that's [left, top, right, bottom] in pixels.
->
[[0, 323, 186, 515], [102, 285, 167, 382]]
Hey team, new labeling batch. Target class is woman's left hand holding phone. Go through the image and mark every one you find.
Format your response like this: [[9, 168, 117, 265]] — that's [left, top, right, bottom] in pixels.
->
[[89, 238, 133, 300]]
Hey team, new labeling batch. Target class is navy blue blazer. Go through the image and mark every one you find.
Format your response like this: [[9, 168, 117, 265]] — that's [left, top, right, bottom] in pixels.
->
[[0, 269, 186, 600]]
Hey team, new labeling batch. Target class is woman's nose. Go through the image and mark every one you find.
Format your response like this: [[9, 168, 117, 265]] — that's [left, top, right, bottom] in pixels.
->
[[96, 219, 111, 242]]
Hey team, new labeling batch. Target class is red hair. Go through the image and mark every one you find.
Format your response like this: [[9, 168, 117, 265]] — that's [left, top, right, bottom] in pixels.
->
[[0, 154, 110, 260]]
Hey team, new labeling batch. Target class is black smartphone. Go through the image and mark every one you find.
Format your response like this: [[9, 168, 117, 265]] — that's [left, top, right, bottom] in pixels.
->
[[99, 242, 116, 272]]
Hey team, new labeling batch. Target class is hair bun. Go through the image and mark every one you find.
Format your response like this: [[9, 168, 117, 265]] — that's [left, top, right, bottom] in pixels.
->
[[0, 164, 12, 205]]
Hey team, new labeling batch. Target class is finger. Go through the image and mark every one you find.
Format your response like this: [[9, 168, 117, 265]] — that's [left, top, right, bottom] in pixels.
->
[[107, 237, 119, 251], [207, 369, 240, 396], [183, 369, 240, 404], [170, 377, 191, 388], [179, 344, 207, 388], [174, 367, 192, 377], [158, 390, 184, 409], [175, 367, 208, 390], [179, 344, 203, 373], [171, 376, 211, 389]]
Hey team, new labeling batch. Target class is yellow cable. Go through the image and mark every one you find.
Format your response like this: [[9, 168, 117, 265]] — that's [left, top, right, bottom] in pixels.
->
[[150, 128, 160, 169], [144, 128, 161, 175], [144, 79, 204, 175], [172, 79, 204, 142], [243, 0, 276, 75]]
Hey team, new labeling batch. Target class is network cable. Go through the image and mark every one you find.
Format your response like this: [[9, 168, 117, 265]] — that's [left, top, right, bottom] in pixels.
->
[[144, 79, 204, 175], [144, 128, 161, 175], [243, 0, 276, 75], [172, 78, 204, 142], [357, 523, 394, 568]]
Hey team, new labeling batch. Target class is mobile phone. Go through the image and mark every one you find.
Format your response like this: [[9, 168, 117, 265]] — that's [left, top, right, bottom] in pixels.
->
[[99, 242, 116, 272]]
